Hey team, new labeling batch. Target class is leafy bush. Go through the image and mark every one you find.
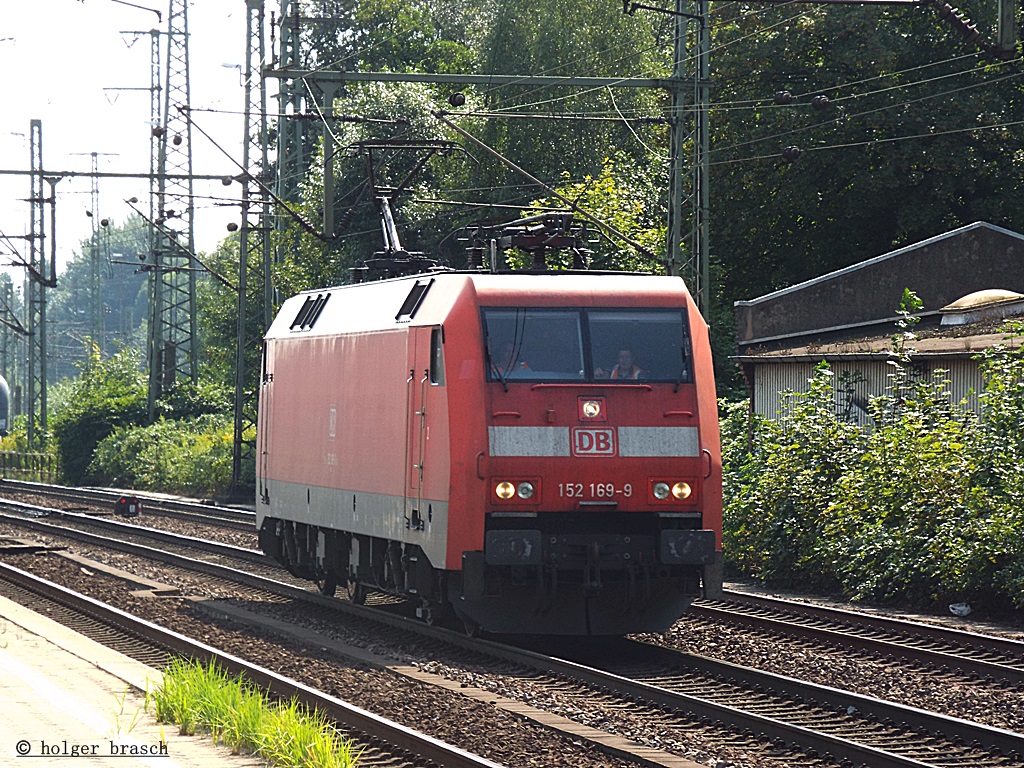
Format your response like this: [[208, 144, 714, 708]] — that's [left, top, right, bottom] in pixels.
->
[[46, 342, 239, 491], [723, 364, 863, 590], [49, 348, 148, 485], [154, 380, 232, 421], [822, 369, 981, 605], [722, 317, 1024, 613], [88, 413, 240, 497]]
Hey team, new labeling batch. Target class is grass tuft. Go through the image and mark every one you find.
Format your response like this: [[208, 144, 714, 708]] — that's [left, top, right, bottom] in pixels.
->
[[151, 658, 359, 768]]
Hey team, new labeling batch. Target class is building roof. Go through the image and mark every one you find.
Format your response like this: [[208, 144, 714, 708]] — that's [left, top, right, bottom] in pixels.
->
[[734, 222, 1024, 357], [733, 328, 1022, 363]]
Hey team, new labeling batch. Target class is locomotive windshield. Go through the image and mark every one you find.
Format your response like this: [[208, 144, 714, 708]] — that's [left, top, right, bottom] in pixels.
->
[[483, 309, 585, 381], [482, 307, 693, 384]]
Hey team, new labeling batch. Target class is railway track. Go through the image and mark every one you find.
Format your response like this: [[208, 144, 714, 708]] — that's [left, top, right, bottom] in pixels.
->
[[542, 638, 1024, 767], [6, 482, 1024, 689], [692, 592, 1024, 685], [2, 500, 1023, 768], [214, 582, 1024, 768], [0, 559, 502, 768], [0, 505, 304, 597], [0, 478, 255, 530]]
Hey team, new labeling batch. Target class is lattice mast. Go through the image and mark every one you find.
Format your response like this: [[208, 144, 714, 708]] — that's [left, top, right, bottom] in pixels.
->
[[691, 0, 710, 316], [25, 120, 46, 446], [661, 0, 709, 316], [145, 27, 161, 413], [0, 282, 16, 400], [89, 153, 102, 350], [274, 0, 305, 210], [21, 118, 61, 446], [147, 0, 198, 418], [232, 0, 274, 492], [86, 153, 111, 353]]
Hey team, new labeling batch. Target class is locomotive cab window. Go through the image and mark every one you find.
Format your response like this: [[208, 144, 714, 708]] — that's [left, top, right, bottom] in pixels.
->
[[588, 309, 693, 383], [430, 327, 445, 385], [482, 309, 584, 382], [482, 307, 692, 384]]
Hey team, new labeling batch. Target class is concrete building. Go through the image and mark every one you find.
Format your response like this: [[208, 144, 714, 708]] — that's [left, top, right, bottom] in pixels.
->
[[733, 222, 1024, 423]]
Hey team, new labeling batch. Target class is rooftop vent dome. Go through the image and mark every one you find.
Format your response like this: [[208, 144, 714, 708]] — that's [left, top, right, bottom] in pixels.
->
[[940, 289, 1024, 326], [943, 289, 1024, 310]]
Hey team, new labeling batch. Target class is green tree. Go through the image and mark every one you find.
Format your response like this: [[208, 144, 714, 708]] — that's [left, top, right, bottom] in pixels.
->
[[275, 81, 470, 294], [278, 0, 677, 297], [194, 235, 263, 391], [520, 153, 666, 272], [711, 3, 1024, 305], [47, 215, 149, 383]]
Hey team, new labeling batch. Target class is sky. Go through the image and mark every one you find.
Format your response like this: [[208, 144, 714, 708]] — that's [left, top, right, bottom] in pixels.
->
[[0, 0, 257, 282]]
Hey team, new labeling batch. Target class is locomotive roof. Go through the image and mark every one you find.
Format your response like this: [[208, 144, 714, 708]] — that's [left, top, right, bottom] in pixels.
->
[[267, 271, 693, 338]]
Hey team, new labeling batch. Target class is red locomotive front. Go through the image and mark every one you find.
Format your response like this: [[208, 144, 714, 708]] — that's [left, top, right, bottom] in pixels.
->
[[452, 274, 722, 634], [257, 271, 721, 635]]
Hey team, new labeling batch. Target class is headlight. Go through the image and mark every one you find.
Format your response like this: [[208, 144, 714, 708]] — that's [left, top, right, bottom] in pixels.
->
[[672, 482, 692, 500], [495, 481, 516, 499], [517, 482, 535, 499], [582, 400, 601, 418], [652, 482, 670, 500]]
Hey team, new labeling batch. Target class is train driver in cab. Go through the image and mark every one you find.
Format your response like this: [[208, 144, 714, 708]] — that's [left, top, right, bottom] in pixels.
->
[[490, 340, 530, 377], [595, 348, 646, 380]]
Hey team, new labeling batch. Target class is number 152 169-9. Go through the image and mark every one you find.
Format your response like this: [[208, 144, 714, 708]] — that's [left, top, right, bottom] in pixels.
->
[[558, 483, 633, 498]]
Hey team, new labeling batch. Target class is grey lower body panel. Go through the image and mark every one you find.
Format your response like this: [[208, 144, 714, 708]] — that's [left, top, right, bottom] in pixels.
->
[[259, 479, 450, 570]]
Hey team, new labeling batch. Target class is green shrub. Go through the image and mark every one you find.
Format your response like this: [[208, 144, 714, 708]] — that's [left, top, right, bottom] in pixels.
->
[[723, 364, 863, 589], [722, 317, 1024, 613], [46, 343, 240, 493], [50, 348, 148, 485], [88, 413, 242, 497]]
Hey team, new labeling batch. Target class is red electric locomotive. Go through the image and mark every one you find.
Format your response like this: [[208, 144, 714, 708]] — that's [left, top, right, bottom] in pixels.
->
[[256, 268, 722, 635]]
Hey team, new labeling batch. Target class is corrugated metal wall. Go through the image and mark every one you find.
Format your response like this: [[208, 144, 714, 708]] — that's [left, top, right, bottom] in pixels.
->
[[753, 359, 984, 426]]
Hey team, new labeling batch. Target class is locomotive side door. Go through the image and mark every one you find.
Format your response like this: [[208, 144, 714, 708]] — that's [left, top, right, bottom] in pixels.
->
[[256, 341, 272, 507], [404, 326, 434, 531]]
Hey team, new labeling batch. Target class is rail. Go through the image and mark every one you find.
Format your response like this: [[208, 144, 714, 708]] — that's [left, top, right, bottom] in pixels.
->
[[4, 504, 1023, 767], [0, 559, 505, 768]]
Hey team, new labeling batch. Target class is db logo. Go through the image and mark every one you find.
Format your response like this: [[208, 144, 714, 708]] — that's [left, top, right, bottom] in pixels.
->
[[571, 428, 617, 456]]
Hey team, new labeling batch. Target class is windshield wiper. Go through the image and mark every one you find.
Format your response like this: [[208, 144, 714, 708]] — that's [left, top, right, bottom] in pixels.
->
[[485, 346, 509, 392], [674, 342, 691, 393]]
